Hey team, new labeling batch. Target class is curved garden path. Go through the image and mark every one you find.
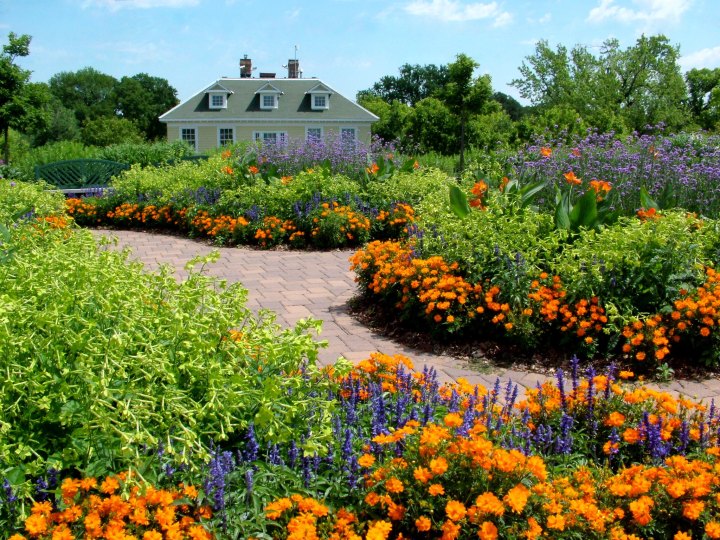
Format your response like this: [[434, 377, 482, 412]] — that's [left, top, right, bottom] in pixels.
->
[[93, 229, 720, 402]]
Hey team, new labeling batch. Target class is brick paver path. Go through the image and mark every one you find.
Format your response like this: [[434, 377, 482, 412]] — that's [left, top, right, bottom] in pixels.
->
[[94, 229, 720, 402]]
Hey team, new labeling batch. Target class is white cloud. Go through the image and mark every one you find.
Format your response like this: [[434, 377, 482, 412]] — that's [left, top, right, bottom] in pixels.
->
[[586, 0, 692, 25], [680, 46, 720, 71], [538, 12, 551, 24], [82, 0, 199, 11], [404, 0, 512, 25]]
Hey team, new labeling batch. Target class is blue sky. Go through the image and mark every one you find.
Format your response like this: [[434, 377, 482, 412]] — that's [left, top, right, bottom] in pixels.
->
[[2, 0, 719, 105]]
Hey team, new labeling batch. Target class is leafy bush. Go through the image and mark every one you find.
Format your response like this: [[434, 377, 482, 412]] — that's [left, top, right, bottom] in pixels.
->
[[0, 223, 335, 481], [95, 140, 195, 167], [0, 179, 65, 224]]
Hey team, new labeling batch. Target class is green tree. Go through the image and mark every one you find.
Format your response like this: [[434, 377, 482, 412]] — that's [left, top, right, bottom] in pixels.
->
[[405, 97, 458, 155], [356, 95, 412, 145], [81, 116, 144, 146], [49, 67, 118, 124], [491, 92, 525, 122], [686, 67, 720, 131], [441, 53, 492, 172], [511, 35, 689, 134], [113, 73, 178, 140], [357, 63, 449, 106], [0, 32, 49, 163]]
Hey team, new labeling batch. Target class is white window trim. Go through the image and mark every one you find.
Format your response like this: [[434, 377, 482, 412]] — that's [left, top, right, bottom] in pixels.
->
[[305, 126, 323, 141], [253, 131, 288, 145], [179, 126, 198, 152], [218, 127, 235, 146], [311, 94, 330, 110], [208, 92, 227, 109], [259, 93, 279, 110]]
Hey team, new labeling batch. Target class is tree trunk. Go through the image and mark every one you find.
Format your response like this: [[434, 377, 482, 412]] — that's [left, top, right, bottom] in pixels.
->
[[458, 116, 466, 174], [2, 123, 9, 164]]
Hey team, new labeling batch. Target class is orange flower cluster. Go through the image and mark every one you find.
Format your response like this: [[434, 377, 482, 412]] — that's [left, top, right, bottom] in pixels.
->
[[16, 475, 212, 540], [191, 210, 249, 238], [636, 207, 660, 221], [589, 179, 612, 200], [254, 216, 299, 247], [311, 202, 371, 243], [349, 241, 482, 326], [106, 204, 178, 227], [528, 273, 608, 343], [265, 494, 362, 540], [35, 215, 70, 230], [621, 267, 720, 362], [375, 203, 415, 231], [469, 181, 489, 210], [65, 198, 100, 222]]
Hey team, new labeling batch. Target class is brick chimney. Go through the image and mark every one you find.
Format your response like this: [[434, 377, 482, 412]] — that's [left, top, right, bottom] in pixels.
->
[[240, 55, 252, 78], [287, 59, 300, 78]]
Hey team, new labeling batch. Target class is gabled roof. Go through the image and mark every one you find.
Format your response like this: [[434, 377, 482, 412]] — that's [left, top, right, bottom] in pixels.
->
[[254, 82, 283, 94], [306, 82, 333, 95], [205, 82, 233, 94], [159, 78, 378, 122]]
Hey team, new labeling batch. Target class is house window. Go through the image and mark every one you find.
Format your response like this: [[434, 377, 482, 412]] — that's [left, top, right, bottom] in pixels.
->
[[340, 128, 356, 141], [261, 94, 277, 109], [219, 128, 234, 146], [210, 94, 225, 109], [306, 127, 322, 142], [254, 131, 287, 145], [313, 95, 327, 109], [181, 128, 197, 151]]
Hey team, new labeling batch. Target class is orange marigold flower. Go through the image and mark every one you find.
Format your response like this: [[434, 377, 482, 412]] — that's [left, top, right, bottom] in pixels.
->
[[413, 467, 433, 484], [366, 520, 392, 540], [430, 456, 448, 475], [683, 499, 704, 520], [706, 521, 720, 539], [478, 521, 499, 540], [100, 476, 120, 494], [524, 517, 543, 539], [546, 514, 565, 530], [674, 532, 692, 540], [619, 370, 634, 379], [24, 514, 49, 536], [385, 477, 404, 494], [604, 411, 626, 427], [416, 516, 432, 532], [428, 484, 445, 496], [445, 500, 467, 522], [358, 454, 376, 468], [504, 484, 530, 513]]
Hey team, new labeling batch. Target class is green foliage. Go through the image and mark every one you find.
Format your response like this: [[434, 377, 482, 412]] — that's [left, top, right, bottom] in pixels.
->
[[49, 67, 118, 125], [0, 178, 64, 224], [511, 34, 689, 135], [95, 140, 194, 167], [113, 73, 179, 140], [81, 116, 145, 146], [0, 224, 335, 478]]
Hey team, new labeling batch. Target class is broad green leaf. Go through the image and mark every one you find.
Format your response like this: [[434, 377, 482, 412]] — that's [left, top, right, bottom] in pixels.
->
[[449, 185, 471, 218], [640, 186, 659, 210], [570, 189, 598, 229]]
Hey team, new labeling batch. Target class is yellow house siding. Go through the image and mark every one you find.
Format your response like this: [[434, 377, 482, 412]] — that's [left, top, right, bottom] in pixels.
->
[[165, 122, 373, 152]]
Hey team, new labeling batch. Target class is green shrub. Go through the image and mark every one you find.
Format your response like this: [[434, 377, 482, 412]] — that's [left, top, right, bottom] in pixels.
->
[[0, 179, 65, 224], [0, 225, 335, 480]]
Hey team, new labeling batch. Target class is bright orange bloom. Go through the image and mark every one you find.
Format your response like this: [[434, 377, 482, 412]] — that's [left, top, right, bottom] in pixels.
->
[[385, 477, 404, 494], [248, 165, 259, 174], [415, 516, 432, 532], [504, 484, 530, 513], [366, 520, 392, 540], [429, 484, 445, 496], [429, 457, 448, 475], [478, 521, 498, 540], [366, 163, 380, 175], [358, 454, 376, 468], [563, 171, 581, 185], [540, 147, 552, 157], [445, 500, 467, 522]]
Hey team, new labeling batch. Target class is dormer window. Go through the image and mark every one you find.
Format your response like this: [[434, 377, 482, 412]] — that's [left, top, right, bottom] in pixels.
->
[[262, 94, 277, 109], [313, 95, 328, 109], [256, 83, 283, 110], [307, 83, 333, 111], [209, 93, 227, 109], [205, 82, 233, 110]]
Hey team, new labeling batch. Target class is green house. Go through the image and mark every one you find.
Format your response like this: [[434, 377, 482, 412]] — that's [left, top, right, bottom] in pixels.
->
[[159, 77, 378, 152]]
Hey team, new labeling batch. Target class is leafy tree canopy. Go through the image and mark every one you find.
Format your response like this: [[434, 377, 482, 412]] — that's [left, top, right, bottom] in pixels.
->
[[49, 67, 118, 124], [113, 73, 178, 140], [357, 63, 449, 106]]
